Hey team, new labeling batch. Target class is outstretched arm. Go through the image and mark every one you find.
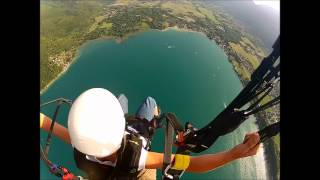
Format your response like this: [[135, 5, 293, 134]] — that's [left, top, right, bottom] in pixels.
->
[[40, 112, 261, 173], [40, 113, 71, 144], [145, 132, 260, 173]]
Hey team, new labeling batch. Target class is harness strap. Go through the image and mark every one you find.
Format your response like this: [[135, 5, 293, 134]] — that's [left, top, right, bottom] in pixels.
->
[[44, 101, 62, 156], [163, 116, 174, 177], [246, 96, 280, 116], [258, 121, 280, 143], [162, 113, 190, 180]]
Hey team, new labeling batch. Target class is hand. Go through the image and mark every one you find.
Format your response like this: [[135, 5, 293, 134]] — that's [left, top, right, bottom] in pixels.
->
[[231, 132, 261, 159]]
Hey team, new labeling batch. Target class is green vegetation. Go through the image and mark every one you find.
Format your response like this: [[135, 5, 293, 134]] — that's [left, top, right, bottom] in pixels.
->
[[229, 42, 260, 69], [241, 37, 266, 58], [273, 134, 280, 172], [40, 1, 104, 90], [222, 26, 241, 43], [161, 1, 205, 18], [197, 7, 220, 24], [230, 59, 251, 81], [259, 95, 273, 113], [273, 134, 280, 148], [272, 134, 280, 179], [41, 0, 268, 98], [41, 1, 279, 177], [88, 15, 107, 33], [100, 22, 113, 30]]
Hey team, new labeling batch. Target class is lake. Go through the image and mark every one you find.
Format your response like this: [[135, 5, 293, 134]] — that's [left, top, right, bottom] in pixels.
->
[[40, 29, 266, 179]]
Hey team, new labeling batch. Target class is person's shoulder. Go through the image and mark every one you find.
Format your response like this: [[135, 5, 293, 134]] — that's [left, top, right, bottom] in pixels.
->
[[125, 115, 137, 121]]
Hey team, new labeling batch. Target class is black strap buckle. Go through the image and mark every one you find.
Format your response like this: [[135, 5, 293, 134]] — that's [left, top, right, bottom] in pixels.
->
[[163, 164, 185, 180]]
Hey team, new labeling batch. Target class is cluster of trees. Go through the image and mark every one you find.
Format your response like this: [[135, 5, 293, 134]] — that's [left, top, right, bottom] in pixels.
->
[[219, 25, 241, 43], [41, 1, 105, 90], [103, 6, 169, 36], [83, 3, 243, 48], [84, 28, 108, 40]]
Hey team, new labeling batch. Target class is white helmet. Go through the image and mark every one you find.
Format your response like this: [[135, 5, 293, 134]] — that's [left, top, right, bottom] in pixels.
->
[[68, 88, 125, 158]]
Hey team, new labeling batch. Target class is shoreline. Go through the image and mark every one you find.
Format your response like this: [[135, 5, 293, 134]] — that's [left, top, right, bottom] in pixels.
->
[[40, 36, 115, 94], [161, 26, 209, 37], [255, 142, 268, 179], [41, 26, 258, 97], [40, 26, 203, 93], [40, 62, 70, 95], [40, 53, 78, 95], [40, 26, 278, 178]]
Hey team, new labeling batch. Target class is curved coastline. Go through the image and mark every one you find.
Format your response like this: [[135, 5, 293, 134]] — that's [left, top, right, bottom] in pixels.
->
[[40, 27, 216, 93]]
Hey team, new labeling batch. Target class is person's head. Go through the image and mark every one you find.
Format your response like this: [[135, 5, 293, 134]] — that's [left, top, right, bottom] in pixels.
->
[[68, 88, 125, 158]]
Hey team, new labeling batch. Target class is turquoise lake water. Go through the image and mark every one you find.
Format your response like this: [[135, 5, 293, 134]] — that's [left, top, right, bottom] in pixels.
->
[[40, 29, 266, 179]]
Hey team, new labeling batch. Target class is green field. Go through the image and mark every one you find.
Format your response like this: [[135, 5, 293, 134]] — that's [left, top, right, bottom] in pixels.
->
[[229, 42, 260, 69], [40, 1, 105, 90], [230, 59, 251, 81]]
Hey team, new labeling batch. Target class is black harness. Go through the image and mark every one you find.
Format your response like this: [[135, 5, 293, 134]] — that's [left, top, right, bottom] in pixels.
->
[[73, 116, 154, 180]]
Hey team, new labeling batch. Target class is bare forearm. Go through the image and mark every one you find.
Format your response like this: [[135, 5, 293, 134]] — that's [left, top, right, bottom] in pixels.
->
[[145, 150, 238, 173], [40, 113, 71, 144], [186, 133, 260, 173], [186, 150, 238, 173], [145, 152, 175, 169], [140, 133, 260, 172]]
